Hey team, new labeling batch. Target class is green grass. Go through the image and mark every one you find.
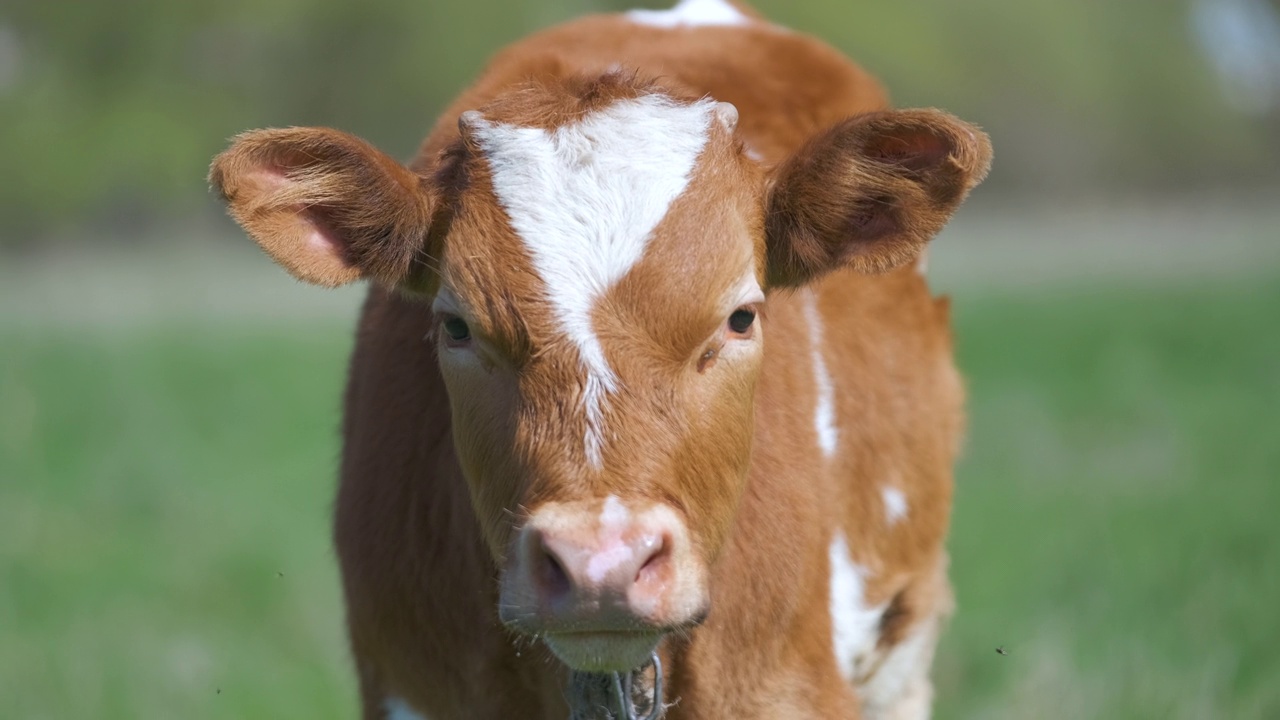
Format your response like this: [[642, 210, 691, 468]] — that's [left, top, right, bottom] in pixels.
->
[[3, 274, 1277, 718], [0, 323, 358, 718], [938, 276, 1280, 719]]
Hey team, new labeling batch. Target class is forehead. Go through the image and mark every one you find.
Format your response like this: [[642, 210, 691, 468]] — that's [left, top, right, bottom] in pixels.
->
[[469, 90, 718, 308], [445, 84, 762, 333]]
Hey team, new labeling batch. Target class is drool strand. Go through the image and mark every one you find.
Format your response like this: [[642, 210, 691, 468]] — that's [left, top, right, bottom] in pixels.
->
[[568, 652, 664, 720]]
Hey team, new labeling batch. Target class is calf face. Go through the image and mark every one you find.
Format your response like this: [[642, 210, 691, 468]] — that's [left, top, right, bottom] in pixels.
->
[[210, 72, 990, 673]]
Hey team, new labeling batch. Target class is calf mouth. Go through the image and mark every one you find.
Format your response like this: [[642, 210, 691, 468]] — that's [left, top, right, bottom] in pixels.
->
[[504, 606, 709, 673], [543, 629, 665, 673]]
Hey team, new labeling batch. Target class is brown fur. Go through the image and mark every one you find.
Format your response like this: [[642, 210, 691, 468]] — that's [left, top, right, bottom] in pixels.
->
[[765, 110, 992, 287], [209, 4, 991, 718], [209, 128, 436, 288]]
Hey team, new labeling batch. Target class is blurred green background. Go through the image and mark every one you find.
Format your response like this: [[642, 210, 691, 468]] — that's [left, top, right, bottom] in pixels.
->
[[2, 0, 1278, 718]]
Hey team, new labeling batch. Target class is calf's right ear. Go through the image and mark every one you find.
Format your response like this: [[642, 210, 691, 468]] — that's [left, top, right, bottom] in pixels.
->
[[209, 127, 435, 288]]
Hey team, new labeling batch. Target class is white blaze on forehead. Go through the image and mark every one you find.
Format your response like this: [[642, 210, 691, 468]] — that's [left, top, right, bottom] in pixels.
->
[[882, 486, 909, 526], [471, 95, 714, 468], [802, 289, 839, 457], [627, 0, 751, 27], [829, 531, 888, 681]]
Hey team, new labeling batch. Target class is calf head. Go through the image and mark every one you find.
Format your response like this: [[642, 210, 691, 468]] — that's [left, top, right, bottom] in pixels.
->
[[210, 72, 991, 673]]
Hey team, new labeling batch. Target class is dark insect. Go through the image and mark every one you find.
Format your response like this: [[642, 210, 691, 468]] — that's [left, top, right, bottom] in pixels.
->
[[995, 646, 1008, 656]]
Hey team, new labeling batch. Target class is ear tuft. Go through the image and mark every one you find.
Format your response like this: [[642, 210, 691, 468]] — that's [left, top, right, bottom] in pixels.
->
[[765, 109, 992, 288], [209, 128, 435, 288], [713, 102, 739, 132], [458, 110, 487, 135]]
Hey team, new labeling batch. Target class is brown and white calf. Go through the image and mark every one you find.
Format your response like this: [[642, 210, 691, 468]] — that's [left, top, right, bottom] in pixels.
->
[[210, 1, 991, 717]]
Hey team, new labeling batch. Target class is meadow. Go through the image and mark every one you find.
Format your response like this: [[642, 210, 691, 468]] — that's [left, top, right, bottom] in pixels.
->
[[2, 203, 1277, 718]]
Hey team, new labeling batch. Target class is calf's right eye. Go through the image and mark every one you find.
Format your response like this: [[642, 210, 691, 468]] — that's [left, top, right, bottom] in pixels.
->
[[441, 316, 471, 345]]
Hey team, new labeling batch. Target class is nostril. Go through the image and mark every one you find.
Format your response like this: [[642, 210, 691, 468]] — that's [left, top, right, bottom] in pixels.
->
[[634, 533, 669, 585], [539, 543, 572, 597]]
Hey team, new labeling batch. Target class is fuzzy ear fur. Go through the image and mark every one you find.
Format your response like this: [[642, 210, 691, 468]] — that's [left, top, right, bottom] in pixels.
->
[[764, 109, 992, 288], [209, 127, 435, 288]]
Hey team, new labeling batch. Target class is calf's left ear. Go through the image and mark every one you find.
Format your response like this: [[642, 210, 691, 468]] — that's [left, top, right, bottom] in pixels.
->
[[764, 109, 992, 288]]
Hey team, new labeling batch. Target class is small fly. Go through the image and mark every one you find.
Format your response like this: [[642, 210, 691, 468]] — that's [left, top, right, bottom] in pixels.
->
[[995, 646, 1009, 656]]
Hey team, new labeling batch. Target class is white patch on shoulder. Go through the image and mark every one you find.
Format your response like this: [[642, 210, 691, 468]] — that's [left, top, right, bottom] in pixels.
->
[[384, 697, 428, 720], [471, 96, 714, 468], [859, 619, 938, 720], [828, 531, 887, 682], [882, 486, 908, 526], [916, 248, 929, 276], [802, 289, 839, 457], [627, 0, 750, 28]]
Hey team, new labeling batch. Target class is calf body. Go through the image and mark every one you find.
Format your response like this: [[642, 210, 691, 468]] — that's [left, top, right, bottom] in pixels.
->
[[210, 1, 990, 718]]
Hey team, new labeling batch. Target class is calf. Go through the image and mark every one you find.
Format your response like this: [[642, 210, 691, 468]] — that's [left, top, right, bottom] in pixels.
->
[[210, 1, 991, 717]]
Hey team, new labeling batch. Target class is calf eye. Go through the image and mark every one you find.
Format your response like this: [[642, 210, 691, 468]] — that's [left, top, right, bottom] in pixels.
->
[[728, 308, 756, 335], [442, 316, 471, 343]]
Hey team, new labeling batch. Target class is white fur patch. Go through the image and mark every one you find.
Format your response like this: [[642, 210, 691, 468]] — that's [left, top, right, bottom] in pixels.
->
[[916, 248, 929, 276], [882, 486, 908, 526], [828, 531, 887, 681], [724, 269, 765, 309], [859, 620, 937, 719], [587, 495, 636, 582], [802, 290, 839, 457], [627, 0, 750, 28], [384, 697, 428, 720], [600, 495, 630, 527], [585, 542, 635, 583], [471, 96, 714, 468]]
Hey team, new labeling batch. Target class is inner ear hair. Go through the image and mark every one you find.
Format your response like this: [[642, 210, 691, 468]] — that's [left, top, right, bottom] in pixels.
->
[[857, 110, 992, 187], [210, 127, 436, 288], [764, 109, 992, 288]]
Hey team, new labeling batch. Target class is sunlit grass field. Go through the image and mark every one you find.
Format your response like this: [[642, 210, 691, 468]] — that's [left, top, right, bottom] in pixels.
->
[[2, 238, 1277, 718]]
